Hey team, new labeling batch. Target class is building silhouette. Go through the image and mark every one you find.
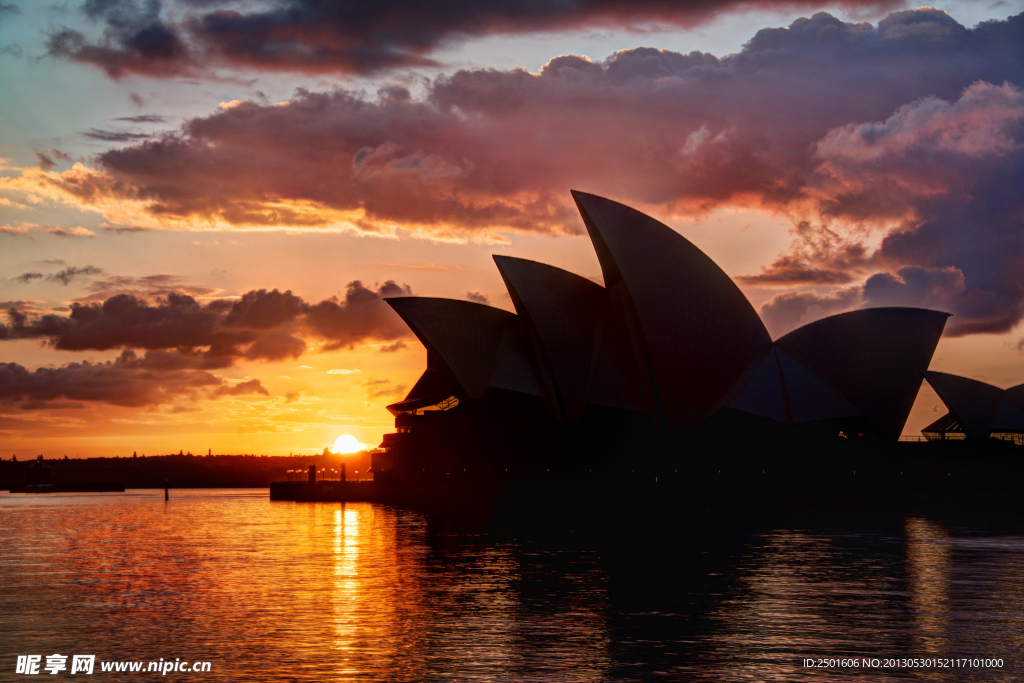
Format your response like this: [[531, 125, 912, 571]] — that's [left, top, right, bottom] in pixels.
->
[[922, 372, 1024, 444], [374, 192, 952, 482]]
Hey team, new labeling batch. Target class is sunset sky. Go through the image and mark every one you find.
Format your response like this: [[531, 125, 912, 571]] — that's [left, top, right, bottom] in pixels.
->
[[1, 0, 1023, 457]]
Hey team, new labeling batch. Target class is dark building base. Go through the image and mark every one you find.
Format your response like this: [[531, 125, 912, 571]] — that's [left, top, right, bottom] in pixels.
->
[[271, 436, 1024, 541], [270, 481, 379, 502]]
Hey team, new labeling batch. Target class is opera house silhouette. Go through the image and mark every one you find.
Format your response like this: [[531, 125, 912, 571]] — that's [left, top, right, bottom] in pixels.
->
[[922, 372, 1024, 445], [373, 191, 958, 483]]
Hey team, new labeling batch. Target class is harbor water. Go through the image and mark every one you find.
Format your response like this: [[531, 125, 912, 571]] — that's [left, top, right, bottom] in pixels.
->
[[2, 489, 1022, 681]]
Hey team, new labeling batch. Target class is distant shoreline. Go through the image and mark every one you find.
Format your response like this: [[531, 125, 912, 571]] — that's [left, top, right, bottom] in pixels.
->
[[0, 453, 369, 491]]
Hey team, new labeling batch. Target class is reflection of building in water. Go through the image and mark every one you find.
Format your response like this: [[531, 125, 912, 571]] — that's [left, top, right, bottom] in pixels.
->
[[921, 372, 1024, 445], [905, 517, 950, 654], [938, 534, 1024, 663], [375, 192, 952, 482], [708, 530, 901, 680], [327, 503, 609, 681]]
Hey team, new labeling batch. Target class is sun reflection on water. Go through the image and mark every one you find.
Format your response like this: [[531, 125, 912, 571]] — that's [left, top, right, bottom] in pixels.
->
[[331, 506, 359, 671], [3, 491, 1024, 681]]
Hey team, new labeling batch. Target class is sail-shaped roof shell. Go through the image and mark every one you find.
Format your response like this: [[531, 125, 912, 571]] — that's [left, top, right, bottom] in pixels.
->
[[571, 191, 772, 429], [382, 194, 957, 445], [993, 384, 1024, 432], [494, 256, 609, 422], [728, 348, 790, 423], [775, 308, 949, 439], [776, 349, 861, 423], [385, 297, 515, 399], [923, 371, 1004, 439], [728, 348, 860, 424], [488, 322, 544, 398], [586, 311, 647, 413]]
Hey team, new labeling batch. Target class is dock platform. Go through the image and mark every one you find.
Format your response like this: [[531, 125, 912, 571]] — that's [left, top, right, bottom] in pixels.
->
[[269, 480, 380, 502]]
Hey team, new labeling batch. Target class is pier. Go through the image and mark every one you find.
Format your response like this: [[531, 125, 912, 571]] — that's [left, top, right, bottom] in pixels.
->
[[269, 480, 380, 502], [270, 463, 384, 502]]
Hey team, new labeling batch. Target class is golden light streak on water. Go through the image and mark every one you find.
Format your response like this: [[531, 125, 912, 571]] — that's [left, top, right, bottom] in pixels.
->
[[2, 490, 1023, 681]]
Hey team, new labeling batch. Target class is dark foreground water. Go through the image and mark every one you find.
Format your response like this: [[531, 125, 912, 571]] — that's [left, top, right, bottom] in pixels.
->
[[1, 489, 1022, 681]]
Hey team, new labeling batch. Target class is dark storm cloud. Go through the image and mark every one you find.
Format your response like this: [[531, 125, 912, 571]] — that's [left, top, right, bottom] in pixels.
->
[[2, 292, 279, 360], [1, 282, 412, 359], [863, 265, 1020, 337], [210, 378, 268, 398], [102, 225, 153, 233], [0, 350, 223, 408], [0, 281, 411, 407], [0, 2, 19, 22], [305, 281, 412, 350], [76, 10, 1023, 232], [48, 265, 104, 285], [759, 287, 863, 337], [863, 266, 966, 309], [759, 77, 1024, 336], [739, 262, 857, 286], [36, 152, 57, 171], [83, 128, 153, 142], [241, 329, 306, 361], [114, 114, 167, 123], [47, 0, 193, 78], [0, 349, 272, 409], [737, 221, 873, 287], [48, 0, 905, 78], [32, 9, 1024, 339], [7, 265, 104, 287], [223, 288, 307, 329], [93, 274, 182, 289]]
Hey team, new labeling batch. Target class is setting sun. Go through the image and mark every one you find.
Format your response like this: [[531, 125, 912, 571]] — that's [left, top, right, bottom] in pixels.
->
[[333, 434, 363, 454]]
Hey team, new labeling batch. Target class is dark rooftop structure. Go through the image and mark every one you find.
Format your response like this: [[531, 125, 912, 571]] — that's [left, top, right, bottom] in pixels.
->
[[374, 191, 953, 484], [922, 371, 1024, 445]]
